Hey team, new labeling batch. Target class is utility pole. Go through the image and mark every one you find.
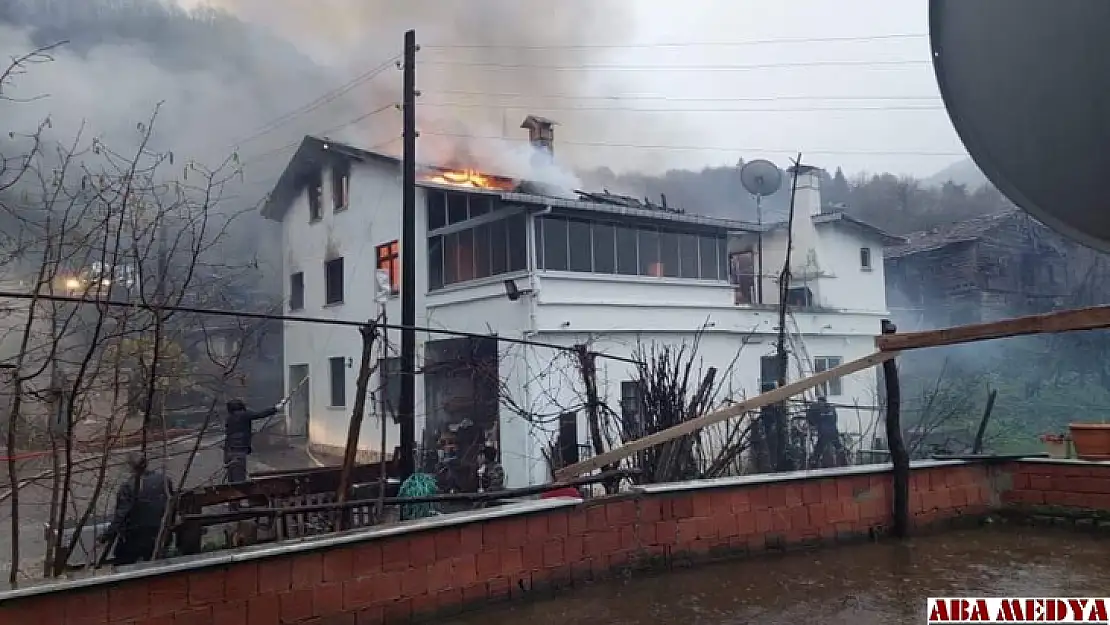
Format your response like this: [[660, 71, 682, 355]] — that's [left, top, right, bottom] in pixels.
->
[[398, 29, 418, 480]]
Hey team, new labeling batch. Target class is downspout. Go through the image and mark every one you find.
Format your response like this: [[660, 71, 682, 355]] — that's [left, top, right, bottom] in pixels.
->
[[522, 205, 550, 485]]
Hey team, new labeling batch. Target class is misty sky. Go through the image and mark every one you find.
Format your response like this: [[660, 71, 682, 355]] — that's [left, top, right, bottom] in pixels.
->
[[175, 0, 963, 178]]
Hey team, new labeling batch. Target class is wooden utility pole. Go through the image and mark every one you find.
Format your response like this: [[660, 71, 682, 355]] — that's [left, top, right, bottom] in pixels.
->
[[398, 29, 418, 480], [335, 321, 378, 530], [770, 154, 802, 471], [881, 319, 909, 538], [573, 345, 615, 492]]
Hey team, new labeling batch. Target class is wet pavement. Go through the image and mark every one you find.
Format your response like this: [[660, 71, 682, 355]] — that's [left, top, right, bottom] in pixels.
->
[[446, 526, 1110, 625]]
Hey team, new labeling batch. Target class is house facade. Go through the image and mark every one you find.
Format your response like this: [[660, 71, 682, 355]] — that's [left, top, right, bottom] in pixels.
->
[[884, 210, 1071, 329], [262, 132, 898, 487]]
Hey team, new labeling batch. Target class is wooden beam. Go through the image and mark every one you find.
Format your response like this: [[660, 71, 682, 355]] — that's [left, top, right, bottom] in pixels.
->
[[554, 350, 898, 481], [876, 304, 1110, 352]]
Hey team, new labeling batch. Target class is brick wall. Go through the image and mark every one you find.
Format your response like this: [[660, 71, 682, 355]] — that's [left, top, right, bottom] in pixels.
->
[[0, 460, 1101, 625], [1003, 459, 1110, 513]]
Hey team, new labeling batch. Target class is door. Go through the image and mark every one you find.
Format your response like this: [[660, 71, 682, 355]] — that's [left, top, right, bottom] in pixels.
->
[[760, 355, 780, 390], [558, 411, 579, 467], [287, 364, 310, 437]]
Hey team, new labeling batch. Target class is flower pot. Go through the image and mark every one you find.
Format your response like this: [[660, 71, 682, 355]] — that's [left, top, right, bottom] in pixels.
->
[[1068, 424, 1110, 461]]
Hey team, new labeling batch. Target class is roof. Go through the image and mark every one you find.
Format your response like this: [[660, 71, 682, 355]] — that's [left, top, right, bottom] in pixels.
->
[[261, 135, 399, 221], [261, 135, 758, 232], [762, 211, 905, 245], [883, 210, 1022, 259]]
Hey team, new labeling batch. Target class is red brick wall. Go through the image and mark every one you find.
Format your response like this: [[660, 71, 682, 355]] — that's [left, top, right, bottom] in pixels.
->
[[0, 461, 1067, 625], [1003, 459, 1110, 512]]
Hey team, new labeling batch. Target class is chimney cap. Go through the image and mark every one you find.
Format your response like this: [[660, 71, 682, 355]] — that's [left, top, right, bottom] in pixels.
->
[[521, 115, 558, 129], [786, 164, 820, 175]]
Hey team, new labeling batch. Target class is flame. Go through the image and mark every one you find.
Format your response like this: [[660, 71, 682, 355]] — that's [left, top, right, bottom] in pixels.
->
[[421, 168, 516, 191]]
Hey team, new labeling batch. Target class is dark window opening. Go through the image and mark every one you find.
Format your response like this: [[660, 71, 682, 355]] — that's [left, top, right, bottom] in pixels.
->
[[760, 355, 781, 388], [620, 381, 645, 439], [473, 223, 492, 280], [469, 195, 492, 219], [638, 228, 661, 276], [678, 233, 699, 279], [324, 257, 344, 305], [567, 219, 593, 272], [557, 412, 580, 467], [379, 357, 402, 421], [785, 286, 813, 308], [289, 272, 304, 311], [699, 236, 719, 280], [376, 241, 399, 295], [659, 231, 680, 278], [307, 169, 323, 222], [507, 213, 527, 271], [541, 217, 569, 271], [427, 190, 447, 231], [447, 192, 468, 224], [490, 219, 509, 275], [331, 160, 350, 211], [592, 223, 616, 274], [329, 356, 346, 407], [860, 247, 872, 270], [615, 226, 638, 275]]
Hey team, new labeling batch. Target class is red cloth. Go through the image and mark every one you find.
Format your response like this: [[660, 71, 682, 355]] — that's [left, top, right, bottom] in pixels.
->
[[541, 487, 581, 499]]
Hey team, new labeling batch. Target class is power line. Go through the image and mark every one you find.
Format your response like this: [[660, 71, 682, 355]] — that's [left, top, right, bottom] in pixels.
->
[[420, 101, 944, 114], [421, 33, 928, 51], [238, 105, 400, 168], [425, 89, 942, 103], [419, 131, 967, 158], [227, 54, 402, 149], [420, 59, 929, 72], [0, 290, 642, 365]]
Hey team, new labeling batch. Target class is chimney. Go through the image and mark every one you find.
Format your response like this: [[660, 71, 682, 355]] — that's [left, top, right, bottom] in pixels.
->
[[788, 164, 823, 217], [521, 115, 556, 156]]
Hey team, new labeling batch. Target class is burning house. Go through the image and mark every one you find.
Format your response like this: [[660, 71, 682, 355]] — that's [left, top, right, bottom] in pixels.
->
[[261, 119, 898, 487]]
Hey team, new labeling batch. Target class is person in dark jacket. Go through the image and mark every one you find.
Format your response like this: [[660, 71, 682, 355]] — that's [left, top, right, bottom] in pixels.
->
[[807, 396, 848, 468], [224, 398, 283, 484], [98, 453, 173, 566]]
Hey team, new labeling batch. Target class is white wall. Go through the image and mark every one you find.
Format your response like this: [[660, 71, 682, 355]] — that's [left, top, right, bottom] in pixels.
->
[[280, 158, 432, 456]]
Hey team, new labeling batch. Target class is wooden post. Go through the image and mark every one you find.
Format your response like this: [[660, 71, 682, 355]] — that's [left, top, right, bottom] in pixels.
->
[[881, 319, 909, 539], [573, 344, 617, 492], [971, 388, 998, 454], [335, 321, 378, 530]]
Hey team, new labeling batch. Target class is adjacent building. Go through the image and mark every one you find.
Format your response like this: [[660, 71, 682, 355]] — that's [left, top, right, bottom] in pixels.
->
[[262, 123, 900, 487]]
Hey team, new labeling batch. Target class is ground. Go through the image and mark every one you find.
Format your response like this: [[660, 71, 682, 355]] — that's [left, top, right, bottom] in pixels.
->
[[0, 436, 318, 583]]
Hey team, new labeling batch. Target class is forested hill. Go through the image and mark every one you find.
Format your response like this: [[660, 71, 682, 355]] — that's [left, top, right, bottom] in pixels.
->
[[579, 158, 1012, 236]]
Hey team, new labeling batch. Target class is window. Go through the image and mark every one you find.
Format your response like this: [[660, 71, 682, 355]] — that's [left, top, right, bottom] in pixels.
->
[[473, 223, 492, 279], [307, 169, 323, 222], [507, 213, 527, 271], [428, 235, 444, 291], [541, 217, 569, 271], [813, 357, 843, 397], [699, 236, 720, 281], [289, 272, 304, 311], [376, 241, 399, 295], [379, 357, 402, 420], [620, 381, 645, 438], [615, 226, 638, 275], [447, 192, 468, 224], [329, 356, 346, 407], [678, 233, 699, 279], [490, 219, 508, 275], [860, 247, 872, 271], [331, 160, 350, 211], [638, 228, 661, 276], [592, 223, 616, 274], [659, 231, 680, 278], [567, 219, 592, 272], [427, 190, 447, 231], [324, 257, 344, 305]]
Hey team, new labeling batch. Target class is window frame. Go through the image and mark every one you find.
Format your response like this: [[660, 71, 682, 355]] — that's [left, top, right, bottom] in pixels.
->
[[860, 247, 873, 271], [375, 241, 400, 296], [289, 271, 304, 311], [324, 257, 344, 306], [812, 356, 844, 397], [328, 356, 347, 407]]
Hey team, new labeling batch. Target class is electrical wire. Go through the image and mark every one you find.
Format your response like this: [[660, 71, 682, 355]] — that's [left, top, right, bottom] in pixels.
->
[[418, 131, 966, 158], [419, 59, 929, 72], [421, 33, 928, 51], [419, 101, 944, 113], [424, 89, 942, 103]]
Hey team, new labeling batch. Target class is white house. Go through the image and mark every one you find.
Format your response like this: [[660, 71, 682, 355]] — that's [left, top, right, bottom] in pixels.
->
[[261, 128, 901, 488]]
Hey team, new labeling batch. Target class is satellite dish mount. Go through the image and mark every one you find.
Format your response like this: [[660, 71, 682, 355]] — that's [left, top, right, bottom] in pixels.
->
[[740, 159, 784, 304]]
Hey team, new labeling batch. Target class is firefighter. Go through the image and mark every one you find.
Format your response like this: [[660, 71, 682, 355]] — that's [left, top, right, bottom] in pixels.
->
[[808, 396, 848, 468]]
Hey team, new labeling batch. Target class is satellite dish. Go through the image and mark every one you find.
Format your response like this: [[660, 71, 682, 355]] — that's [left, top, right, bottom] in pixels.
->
[[740, 159, 783, 197], [930, 0, 1110, 251]]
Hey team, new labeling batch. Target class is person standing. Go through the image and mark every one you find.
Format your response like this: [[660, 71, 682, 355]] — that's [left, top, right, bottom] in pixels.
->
[[807, 396, 848, 468], [98, 453, 173, 566], [224, 398, 284, 484], [477, 445, 505, 493]]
